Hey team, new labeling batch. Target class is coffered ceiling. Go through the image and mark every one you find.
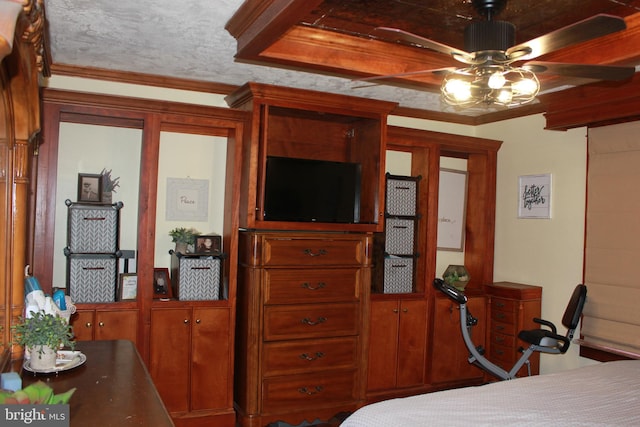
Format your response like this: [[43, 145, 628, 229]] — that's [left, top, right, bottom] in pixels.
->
[[44, 0, 640, 124]]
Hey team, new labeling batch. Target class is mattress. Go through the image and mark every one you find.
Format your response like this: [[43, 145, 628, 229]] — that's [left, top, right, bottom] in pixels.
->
[[342, 360, 640, 426]]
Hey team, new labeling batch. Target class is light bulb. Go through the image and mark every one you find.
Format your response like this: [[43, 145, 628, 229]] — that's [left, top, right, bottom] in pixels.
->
[[444, 79, 471, 101], [488, 72, 506, 89], [512, 77, 538, 95], [496, 88, 512, 104]]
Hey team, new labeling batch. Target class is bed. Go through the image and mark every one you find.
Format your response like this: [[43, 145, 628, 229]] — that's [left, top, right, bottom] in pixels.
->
[[342, 360, 640, 426]]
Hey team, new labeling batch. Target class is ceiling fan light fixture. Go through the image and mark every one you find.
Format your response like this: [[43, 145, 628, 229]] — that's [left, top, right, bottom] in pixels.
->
[[441, 65, 540, 107]]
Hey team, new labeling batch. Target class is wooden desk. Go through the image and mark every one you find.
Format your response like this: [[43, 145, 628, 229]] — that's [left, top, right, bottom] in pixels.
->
[[19, 340, 174, 427]]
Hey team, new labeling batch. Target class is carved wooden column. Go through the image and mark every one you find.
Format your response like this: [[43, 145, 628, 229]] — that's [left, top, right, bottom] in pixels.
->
[[0, 0, 46, 361]]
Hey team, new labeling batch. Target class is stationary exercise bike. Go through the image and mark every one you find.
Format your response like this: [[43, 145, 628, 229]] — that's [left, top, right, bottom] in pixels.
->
[[433, 278, 587, 380]]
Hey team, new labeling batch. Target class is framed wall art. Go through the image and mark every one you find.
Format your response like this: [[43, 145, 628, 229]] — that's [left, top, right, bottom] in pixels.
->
[[165, 177, 209, 221], [437, 168, 468, 251], [518, 173, 552, 219]]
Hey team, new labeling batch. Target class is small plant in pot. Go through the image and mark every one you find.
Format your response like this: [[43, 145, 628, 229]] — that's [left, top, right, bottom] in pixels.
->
[[169, 227, 200, 253], [13, 311, 75, 371]]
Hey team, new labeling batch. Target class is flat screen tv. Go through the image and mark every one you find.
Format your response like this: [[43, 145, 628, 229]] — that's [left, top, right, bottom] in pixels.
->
[[263, 156, 362, 224]]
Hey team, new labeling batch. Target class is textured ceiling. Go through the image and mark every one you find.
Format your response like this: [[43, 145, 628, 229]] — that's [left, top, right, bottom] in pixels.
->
[[44, 0, 640, 117], [45, 0, 441, 112]]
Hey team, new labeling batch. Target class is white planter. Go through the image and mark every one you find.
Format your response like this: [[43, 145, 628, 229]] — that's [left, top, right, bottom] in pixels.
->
[[28, 345, 57, 371]]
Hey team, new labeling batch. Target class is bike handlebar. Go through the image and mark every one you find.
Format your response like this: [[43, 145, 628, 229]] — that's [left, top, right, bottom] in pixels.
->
[[433, 278, 467, 304]]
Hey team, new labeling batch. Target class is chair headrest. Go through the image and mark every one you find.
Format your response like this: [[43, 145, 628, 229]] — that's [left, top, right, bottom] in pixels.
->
[[562, 284, 587, 330]]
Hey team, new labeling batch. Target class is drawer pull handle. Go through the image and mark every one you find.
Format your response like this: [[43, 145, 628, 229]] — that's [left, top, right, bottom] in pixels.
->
[[190, 266, 211, 270], [394, 186, 410, 190], [299, 352, 325, 361], [98, 322, 105, 327], [302, 317, 327, 326], [298, 386, 323, 395], [496, 313, 505, 319], [83, 216, 106, 221], [82, 267, 105, 271], [495, 336, 504, 343], [304, 249, 327, 257], [495, 349, 504, 356], [302, 282, 326, 291], [496, 302, 505, 308], [391, 225, 408, 229], [496, 325, 505, 331]]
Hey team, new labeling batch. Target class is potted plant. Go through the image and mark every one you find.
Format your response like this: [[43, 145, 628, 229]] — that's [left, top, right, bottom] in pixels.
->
[[13, 311, 75, 371], [0, 381, 76, 404], [169, 227, 200, 253], [100, 168, 120, 203]]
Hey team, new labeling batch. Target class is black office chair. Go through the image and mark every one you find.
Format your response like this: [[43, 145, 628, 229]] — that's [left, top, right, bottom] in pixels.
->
[[518, 284, 588, 355]]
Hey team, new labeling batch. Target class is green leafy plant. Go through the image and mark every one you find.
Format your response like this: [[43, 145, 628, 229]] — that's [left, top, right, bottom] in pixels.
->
[[0, 381, 75, 404], [13, 311, 75, 357], [100, 168, 120, 193], [169, 227, 200, 245]]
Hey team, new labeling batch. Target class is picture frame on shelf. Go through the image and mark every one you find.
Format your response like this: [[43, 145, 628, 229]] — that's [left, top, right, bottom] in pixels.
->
[[195, 234, 221, 254], [153, 268, 173, 299], [77, 173, 102, 203], [118, 273, 137, 301]]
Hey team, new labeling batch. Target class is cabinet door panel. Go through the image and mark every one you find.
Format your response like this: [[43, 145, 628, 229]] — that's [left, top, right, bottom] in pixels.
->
[[397, 300, 427, 388], [71, 311, 95, 341], [367, 300, 399, 391], [95, 310, 138, 343], [191, 307, 230, 411], [431, 296, 486, 383], [150, 308, 191, 413]]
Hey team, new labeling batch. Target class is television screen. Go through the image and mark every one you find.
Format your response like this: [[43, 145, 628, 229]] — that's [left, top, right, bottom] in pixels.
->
[[263, 156, 361, 223]]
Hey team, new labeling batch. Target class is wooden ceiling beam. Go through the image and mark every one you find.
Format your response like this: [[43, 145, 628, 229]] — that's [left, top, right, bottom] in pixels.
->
[[225, 0, 323, 60]]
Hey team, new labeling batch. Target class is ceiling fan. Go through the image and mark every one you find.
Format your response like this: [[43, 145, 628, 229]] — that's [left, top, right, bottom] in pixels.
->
[[363, 0, 636, 107]]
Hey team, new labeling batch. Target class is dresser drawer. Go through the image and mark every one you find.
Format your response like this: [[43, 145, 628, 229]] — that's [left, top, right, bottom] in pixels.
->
[[490, 342, 517, 365], [264, 268, 359, 305], [263, 337, 358, 377], [262, 370, 358, 413], [492, 297, 516, 312], [491, 307, 516, 325], [262, 237, 365, 266], [491, 319, 516, 336], [264, 303, 359, 341], [491, 332, 515, 348]]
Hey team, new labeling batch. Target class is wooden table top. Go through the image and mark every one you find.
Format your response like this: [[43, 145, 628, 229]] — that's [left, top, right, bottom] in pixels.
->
[[19, 340, 174, 427]]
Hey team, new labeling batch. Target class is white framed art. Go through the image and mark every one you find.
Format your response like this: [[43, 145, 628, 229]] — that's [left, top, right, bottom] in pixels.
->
[[437, 168, 468, 251], [165, 177, 209, 221], [518, 173, 551, 219]]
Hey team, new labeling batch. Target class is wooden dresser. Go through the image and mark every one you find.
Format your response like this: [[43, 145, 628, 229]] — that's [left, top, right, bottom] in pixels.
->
[[487, 282, 543, 377], [235, 231, 372, 427]]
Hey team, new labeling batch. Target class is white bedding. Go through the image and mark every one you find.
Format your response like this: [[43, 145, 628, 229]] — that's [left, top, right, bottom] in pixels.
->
[[342, 360, 640, 426]]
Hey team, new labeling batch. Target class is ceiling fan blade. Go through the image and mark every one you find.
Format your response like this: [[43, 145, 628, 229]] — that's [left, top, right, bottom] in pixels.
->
[[372, 27, 473, 63], [507, 14, 627, 61], [523, 61, 635, 81], [351, 67, 456, 89]]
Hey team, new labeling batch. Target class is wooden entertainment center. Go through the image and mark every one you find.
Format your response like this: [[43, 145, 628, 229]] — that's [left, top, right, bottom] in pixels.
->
[[30, 81, 501, 427], [227, 83, 503, 426]]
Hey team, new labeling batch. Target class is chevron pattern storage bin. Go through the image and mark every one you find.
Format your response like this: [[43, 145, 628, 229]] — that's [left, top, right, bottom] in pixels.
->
[[173, 255, 221, 301], [67, 255, 117, 303], [385, 218, 416, 255], [66, 200, 122, 254], [386, 177, 418, 217], [383, 257, 414, 294]]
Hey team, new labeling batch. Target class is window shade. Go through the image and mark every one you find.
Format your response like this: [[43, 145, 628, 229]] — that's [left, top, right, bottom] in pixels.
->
[[583, 122, 640, 358]]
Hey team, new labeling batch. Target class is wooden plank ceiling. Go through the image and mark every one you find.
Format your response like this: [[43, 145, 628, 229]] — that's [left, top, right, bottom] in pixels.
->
[[226, 0, 640, 124]]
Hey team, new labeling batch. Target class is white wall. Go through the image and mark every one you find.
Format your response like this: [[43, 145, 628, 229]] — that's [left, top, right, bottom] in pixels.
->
[[45, 76, 595, 373]]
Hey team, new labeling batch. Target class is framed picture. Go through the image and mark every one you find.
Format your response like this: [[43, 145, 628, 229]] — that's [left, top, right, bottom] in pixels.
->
[[118, 273, 137, 301], [165, 178, 209, 221], [195, 235, 221, 254], [77, 173, 103, 203], [518, 174, 552, 219], [437, 168, 468, 251], [153, 268, 173, 299]]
